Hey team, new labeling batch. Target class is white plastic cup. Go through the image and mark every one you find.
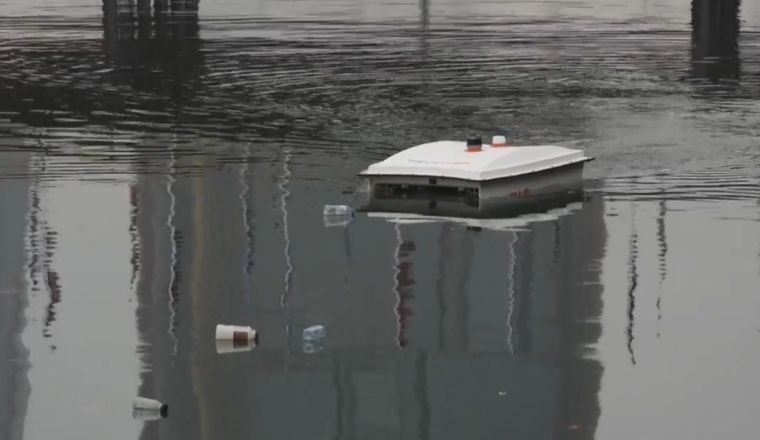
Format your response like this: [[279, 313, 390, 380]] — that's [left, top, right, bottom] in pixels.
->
[[215, 324, 258, 344], [133, 397, 168, 418]]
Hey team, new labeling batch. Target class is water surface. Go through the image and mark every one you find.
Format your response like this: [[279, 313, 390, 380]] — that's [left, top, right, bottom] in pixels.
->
[[1, 0, 759, 439]]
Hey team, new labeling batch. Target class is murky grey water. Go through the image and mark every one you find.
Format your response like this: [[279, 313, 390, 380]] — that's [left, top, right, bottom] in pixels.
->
[[1, 0, 760, 439]]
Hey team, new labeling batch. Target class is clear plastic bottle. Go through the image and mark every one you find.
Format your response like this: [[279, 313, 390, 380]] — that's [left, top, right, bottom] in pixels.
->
[[323, 205, 353, 217], [303, 325, 326, 341], [303, 325, 326, 354]]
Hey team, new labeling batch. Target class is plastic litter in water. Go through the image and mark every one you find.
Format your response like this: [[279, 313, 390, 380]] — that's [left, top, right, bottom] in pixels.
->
[[303, 325, 326, 341], [133, 397, 168, 419], [323, 215, 353, 228], [303, 325, 326, 354], [215, 338, 256, 354], [133, 408, 166, 421], [323, 205, 353, 217], [215, 324, 258, 344], [303, 339, 325, 354]]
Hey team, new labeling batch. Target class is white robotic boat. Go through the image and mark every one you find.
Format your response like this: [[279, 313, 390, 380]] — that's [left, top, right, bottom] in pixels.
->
[[359, 135, 594, 203]]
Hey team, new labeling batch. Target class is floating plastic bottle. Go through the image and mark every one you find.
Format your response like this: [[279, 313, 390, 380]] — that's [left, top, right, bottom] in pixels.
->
[[324, 215, 353, 228], [303, 340, 325, 354], [133, 397, 168, 419], [215, 324, 258, 344], [303, 325, 326, 341], [303, 325, 326, 353], [323, 205, 354, 217]]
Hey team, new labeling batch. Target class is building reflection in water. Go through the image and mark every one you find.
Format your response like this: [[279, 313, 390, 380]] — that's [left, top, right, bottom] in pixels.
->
[[691, 0, 741, 81], [0, 154, 32, 440], [130, 152, 607, 439], [353, 194, 606, 439]]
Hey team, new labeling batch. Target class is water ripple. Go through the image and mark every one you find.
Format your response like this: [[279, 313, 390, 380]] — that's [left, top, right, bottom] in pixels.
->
[[0, 1, 759, 187], [602, 161, 760, 202]]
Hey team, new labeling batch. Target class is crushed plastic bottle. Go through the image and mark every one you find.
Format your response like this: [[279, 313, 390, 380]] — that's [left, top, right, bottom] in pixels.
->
[[303, 339, 325, 354], [324, 215, 353, 228], [303, 325, 326, 353], [303, 325, 326, 341], [323, 205, 354, 217]]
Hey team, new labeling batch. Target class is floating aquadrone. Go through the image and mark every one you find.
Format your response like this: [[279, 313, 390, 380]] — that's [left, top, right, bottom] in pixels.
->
[[359, 135, 594, 203]]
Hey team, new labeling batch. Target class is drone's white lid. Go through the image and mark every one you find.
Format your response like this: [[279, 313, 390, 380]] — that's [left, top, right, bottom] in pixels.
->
[[360, 141, 591, 181]]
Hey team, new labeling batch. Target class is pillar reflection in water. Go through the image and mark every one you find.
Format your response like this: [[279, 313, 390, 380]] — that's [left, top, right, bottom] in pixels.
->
[[433, 226, 472, 353], [102, 0, 203, 95], [691, 0, 741, 81], [0, 154, 31, 440]]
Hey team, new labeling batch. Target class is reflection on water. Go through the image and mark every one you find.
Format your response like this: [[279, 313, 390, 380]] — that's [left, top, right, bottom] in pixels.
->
[[362, 185, 588, 220], [20, 155, 63, 343], [691, 0, 741, 81], [655, 199, 666, 334], [0, 154, 31, 440], [128, 167, 606, 439], [393, 224, 415, 348], [102, 0, 203, 97], [1, 0, 760, 439], [625, 202, 639, 365]]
